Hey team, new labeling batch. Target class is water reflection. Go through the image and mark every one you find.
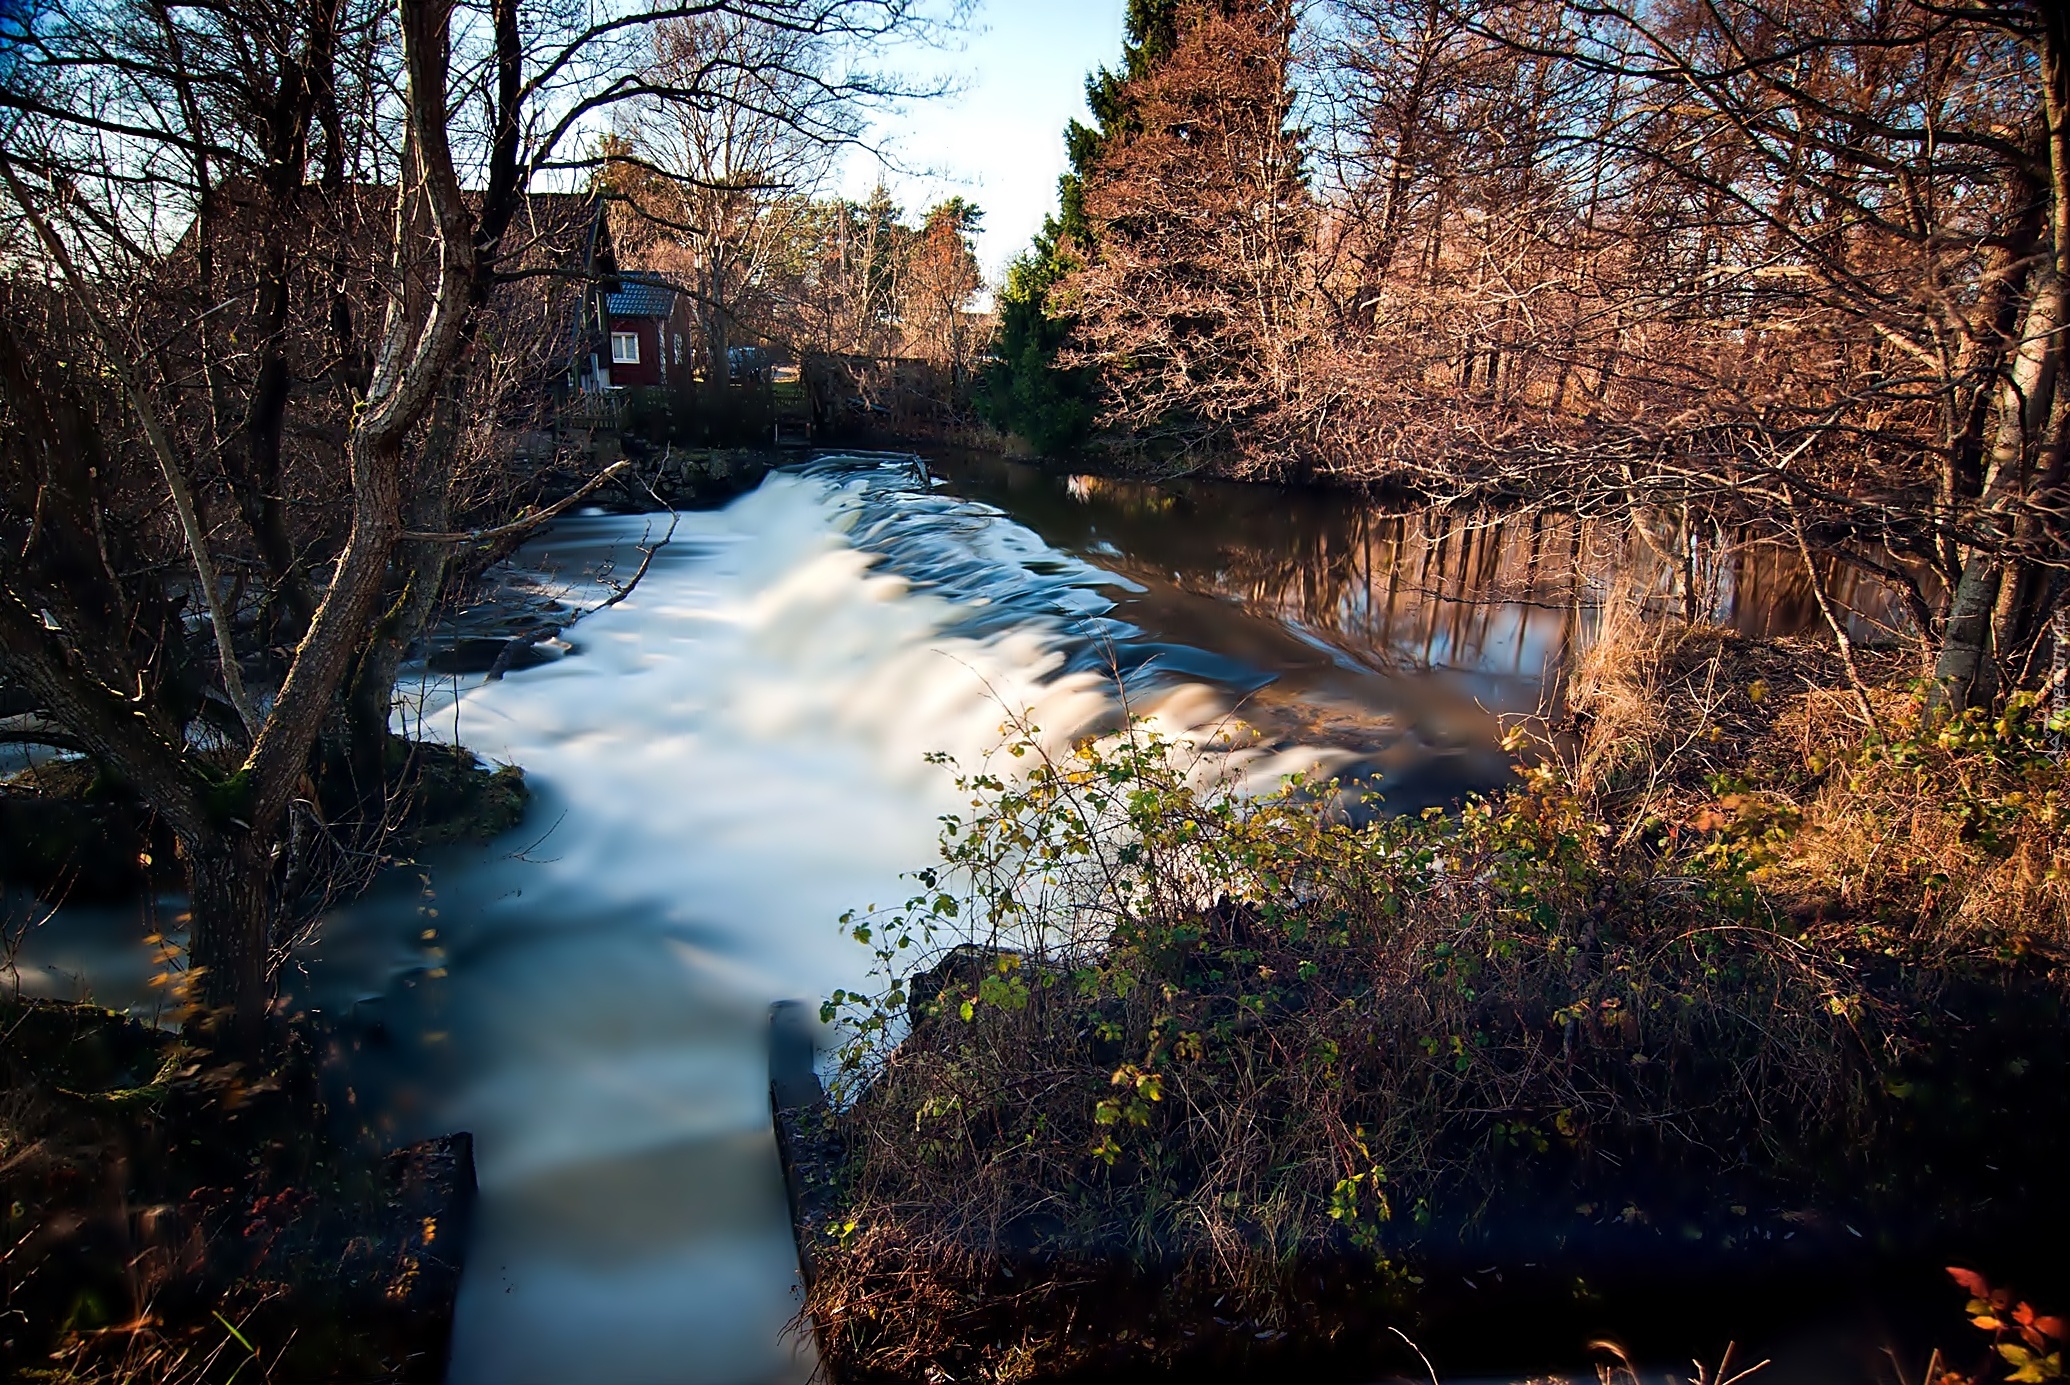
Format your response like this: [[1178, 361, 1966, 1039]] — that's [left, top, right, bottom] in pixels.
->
[[925, 451, 1897, 679], [897, 453, 1896, 808]]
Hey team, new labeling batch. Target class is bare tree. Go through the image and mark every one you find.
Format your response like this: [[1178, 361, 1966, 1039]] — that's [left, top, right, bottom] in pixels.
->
[[1029, 0, 2065, 702], [0, 0, 949, 1037], [900, 197, 985, 386], [607, 9, 864, 387], [1304, 0, 2067, 707], [1439, 0, 2070, 711], [769, 183, 915, 359]]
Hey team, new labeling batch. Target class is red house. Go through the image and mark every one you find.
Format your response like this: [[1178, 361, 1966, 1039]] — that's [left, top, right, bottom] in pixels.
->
[[604, 272, 693, 390]]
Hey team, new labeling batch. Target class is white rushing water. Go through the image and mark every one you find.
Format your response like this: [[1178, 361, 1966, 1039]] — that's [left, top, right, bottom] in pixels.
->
[[0, 458, 1359, 1382], [298, 461, 1333, 1385]]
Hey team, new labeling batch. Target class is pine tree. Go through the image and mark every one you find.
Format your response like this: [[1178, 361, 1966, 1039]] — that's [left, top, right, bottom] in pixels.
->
[[976, 0, 1183, 454], [979, 226, 1093, 455]]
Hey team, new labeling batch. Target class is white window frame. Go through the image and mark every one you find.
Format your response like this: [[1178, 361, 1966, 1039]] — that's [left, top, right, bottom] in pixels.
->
[[610, 330, 640, 365]]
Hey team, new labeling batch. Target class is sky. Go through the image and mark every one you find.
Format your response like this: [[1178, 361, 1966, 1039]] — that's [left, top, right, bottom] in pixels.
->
[[836, 0, 1126, 284]]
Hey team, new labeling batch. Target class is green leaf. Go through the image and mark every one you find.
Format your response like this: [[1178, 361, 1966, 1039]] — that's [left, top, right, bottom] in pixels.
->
[[213, 1311, 257, 1354]]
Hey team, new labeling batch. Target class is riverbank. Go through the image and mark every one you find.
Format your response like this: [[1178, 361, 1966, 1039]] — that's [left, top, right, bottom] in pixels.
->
[[1, 738, 528, 908], [0, 742, 513, 1382], [797, 617, 2070, 1382], [524, 442, 788, 518], [0, 998, 471, 1382]]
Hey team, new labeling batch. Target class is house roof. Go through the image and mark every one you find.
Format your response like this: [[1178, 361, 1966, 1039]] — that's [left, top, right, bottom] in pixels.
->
[[502, 190, 608, 275], [606, 272, 677, 318]]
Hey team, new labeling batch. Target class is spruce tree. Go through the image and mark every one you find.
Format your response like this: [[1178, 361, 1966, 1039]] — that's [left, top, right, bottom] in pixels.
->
[[976, 1, 1182, 454]]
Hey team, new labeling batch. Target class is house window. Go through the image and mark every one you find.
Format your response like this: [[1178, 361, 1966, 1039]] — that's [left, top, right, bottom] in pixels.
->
[[611, 331, 640, 364], [673, 333, 683, 365]]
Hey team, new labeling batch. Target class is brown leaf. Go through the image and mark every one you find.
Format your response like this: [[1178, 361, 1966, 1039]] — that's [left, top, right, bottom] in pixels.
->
[[1948, 1267, 1992, 1298]]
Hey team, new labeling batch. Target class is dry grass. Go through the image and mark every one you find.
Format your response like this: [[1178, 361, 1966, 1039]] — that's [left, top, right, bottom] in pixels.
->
[[1559, 598, 2069, 965], [801, 605, 2070, 1383], [1779, 723, 2069, 964]]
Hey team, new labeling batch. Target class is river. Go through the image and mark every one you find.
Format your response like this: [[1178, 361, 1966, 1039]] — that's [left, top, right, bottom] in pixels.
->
[[6, 451, 1880, 1384]]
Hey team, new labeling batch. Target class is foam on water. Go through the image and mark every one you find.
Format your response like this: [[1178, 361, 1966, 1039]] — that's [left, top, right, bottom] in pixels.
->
[[319, 464, 1326, 1385], [1, 454, 1927, 1385], [0, 459, 1355, 1383]]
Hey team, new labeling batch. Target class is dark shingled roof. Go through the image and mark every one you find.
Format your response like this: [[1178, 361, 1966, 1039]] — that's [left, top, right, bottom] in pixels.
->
[[606, 272, 677, 318]]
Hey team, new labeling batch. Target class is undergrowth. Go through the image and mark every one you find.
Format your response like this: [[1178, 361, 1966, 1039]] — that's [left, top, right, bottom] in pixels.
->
[[1560, 609, 2069, 964], [806, 616, 2070, 1383], [0, 1001, 463, 1383]]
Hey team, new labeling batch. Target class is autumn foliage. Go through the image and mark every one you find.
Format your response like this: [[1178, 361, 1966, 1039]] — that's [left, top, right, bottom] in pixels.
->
[[1941, 1269, 2066, 1384], [1067, 0, 1310, 465], [997, 0, 2070, 712]]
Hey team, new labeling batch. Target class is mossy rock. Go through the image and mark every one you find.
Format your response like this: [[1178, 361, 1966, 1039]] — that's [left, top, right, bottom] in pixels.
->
[[0, 761, 178, 902], [402, 744, 530, 846]]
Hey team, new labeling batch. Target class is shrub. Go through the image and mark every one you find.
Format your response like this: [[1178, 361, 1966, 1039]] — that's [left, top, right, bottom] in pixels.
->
[[811, 714, 1885, 1379]]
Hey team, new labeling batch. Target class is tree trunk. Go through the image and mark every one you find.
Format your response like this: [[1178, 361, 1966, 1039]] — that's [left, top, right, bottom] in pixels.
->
[[185, 828, 274, 1038], [2052, 602, 2069, 747], [706, 302, 732, 403], [342, 20, 522, 808], [344, 419, 456, 816], [1931, 9, 2070, 714], [1936, 557, 2006, 712]]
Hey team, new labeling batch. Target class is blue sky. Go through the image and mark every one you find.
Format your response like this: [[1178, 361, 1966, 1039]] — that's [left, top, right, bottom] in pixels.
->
[[838, 0, 1126, 282]]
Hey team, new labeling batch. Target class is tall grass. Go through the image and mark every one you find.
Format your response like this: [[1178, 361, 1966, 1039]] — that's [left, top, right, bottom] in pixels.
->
[[1557, 600, 2069, 964]]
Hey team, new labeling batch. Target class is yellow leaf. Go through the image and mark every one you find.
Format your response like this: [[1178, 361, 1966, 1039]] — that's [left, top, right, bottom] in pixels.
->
[[1995, 1343, 2058, 1383]]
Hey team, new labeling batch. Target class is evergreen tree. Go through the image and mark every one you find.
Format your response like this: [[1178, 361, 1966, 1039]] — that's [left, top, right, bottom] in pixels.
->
[[979, 227, 1093, 455], [1072, 1, 1311, 468], [976, 0, 1181, 454]]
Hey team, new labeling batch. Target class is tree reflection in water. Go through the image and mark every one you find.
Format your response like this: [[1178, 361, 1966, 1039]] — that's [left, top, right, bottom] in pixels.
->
[[917, 451, 1903, 807]]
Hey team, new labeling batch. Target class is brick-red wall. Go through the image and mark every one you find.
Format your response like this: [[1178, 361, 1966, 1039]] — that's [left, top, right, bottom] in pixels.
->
[[608, 317, 664, 388]]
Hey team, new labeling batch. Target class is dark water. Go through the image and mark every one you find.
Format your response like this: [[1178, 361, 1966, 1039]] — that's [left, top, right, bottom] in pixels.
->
[[888, 450, 1892, 804]]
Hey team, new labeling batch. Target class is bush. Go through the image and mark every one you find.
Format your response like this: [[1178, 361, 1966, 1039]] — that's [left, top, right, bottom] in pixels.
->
[[810, 711, 1893, 1380]]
